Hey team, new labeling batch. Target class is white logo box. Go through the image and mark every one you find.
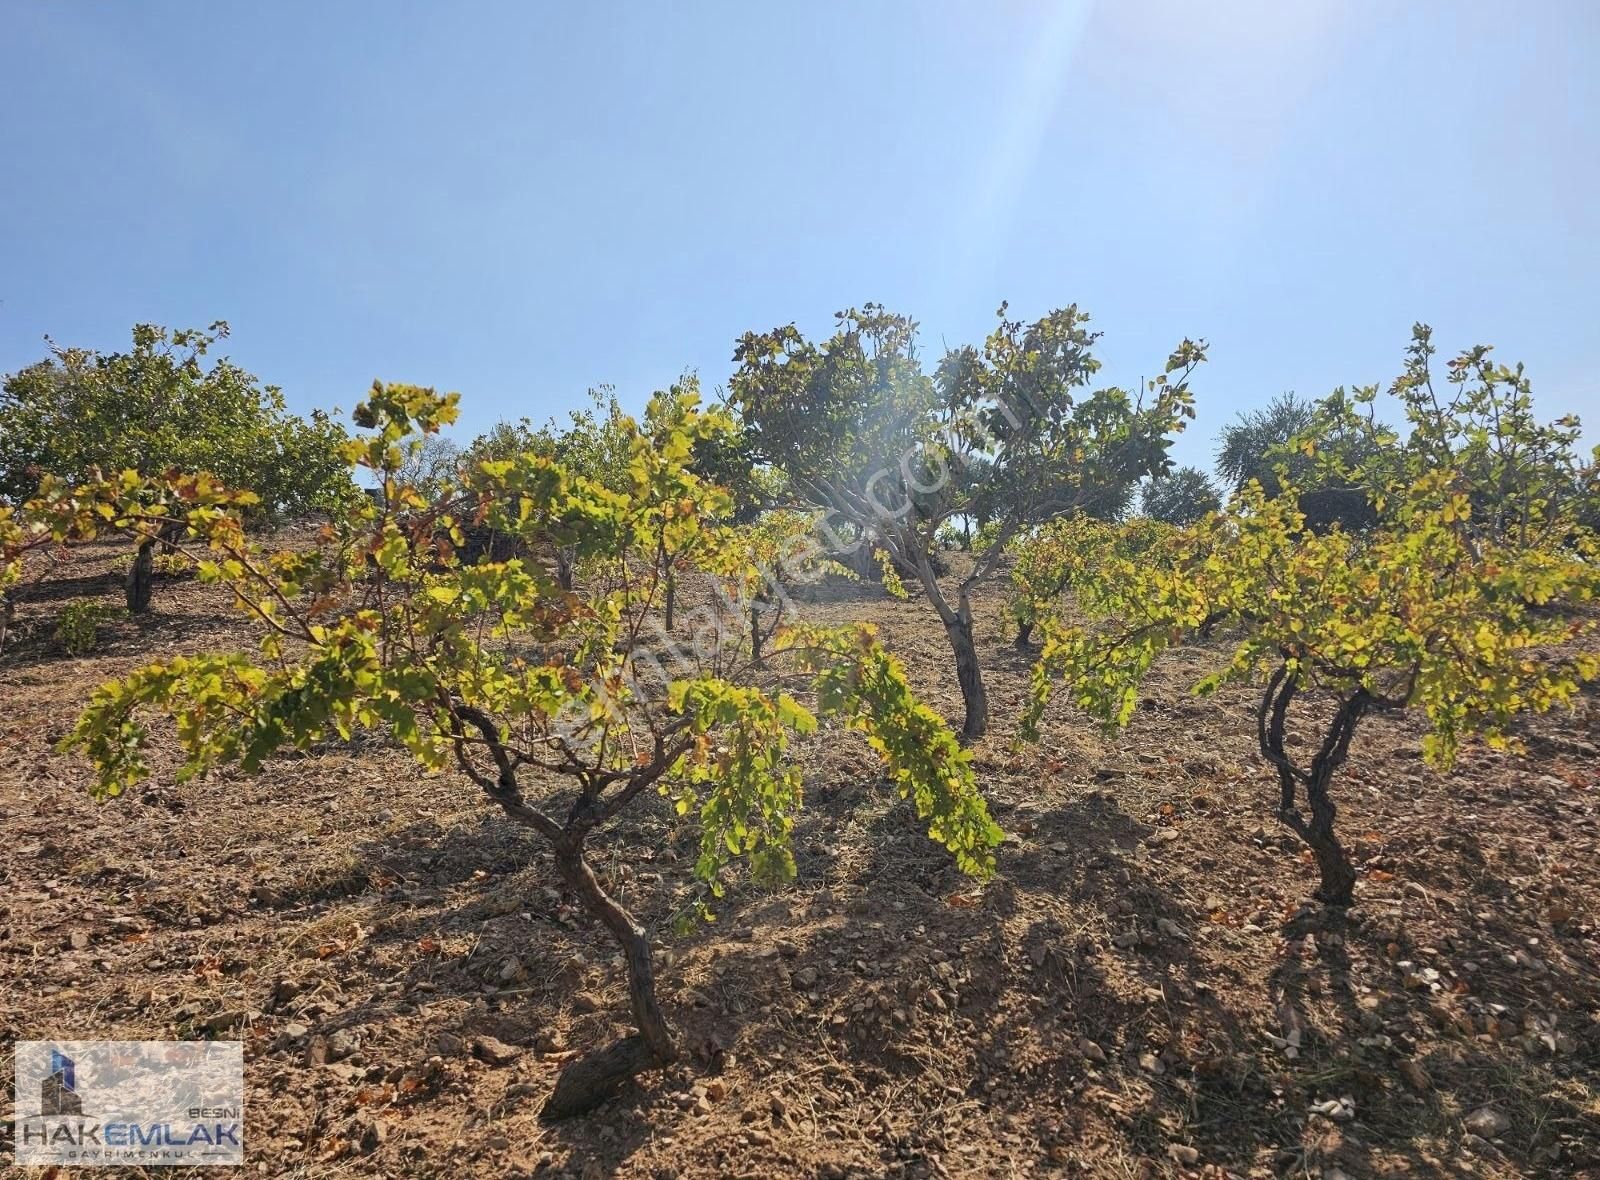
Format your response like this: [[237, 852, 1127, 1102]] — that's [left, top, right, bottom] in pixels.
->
[[13, 1040, 244, 1167]]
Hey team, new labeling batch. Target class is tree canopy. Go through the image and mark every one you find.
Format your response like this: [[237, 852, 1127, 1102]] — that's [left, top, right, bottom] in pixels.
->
[[730, 302, 1205, 740], [0, 322, 350, 517], [1141, 464, 1221, 526]]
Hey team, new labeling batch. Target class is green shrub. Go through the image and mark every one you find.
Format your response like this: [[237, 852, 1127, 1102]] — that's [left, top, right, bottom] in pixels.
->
[[55, 600, 121, 655]]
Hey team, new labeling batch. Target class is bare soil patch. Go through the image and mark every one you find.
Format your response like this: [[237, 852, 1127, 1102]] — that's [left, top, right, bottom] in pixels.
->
[[3, 544, 1598, 1177]]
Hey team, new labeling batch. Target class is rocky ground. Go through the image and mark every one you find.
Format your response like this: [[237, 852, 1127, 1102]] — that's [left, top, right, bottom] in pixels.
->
[[2, 541, 1598, 1178]]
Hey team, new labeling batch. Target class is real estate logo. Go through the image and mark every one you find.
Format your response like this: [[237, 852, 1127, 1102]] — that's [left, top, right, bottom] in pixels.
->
[[12, 1040, 244, 1167], [40, 1048, 83, 1117]]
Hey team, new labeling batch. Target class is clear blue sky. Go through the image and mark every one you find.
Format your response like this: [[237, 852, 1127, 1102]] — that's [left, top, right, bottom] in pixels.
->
[[3, 0, 1596, 472]]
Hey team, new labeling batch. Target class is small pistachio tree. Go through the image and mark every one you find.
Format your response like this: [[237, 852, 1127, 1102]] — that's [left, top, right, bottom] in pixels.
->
[[731, 303, 1205, 741], [709, 509, 851, 662], [1003, 514, 1177, 649], [1023, 335, 1600, 905], [53, 382, 1000, 1117], [0, 501, 62, 653]]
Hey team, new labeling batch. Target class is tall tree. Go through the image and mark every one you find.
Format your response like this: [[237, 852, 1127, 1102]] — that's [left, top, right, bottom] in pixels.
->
[[1216, 391, 1373, 533], [731, 303, 1204, 741]]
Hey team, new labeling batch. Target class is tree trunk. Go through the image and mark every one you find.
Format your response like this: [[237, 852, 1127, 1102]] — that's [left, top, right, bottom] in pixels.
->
[[126, 538, 155, 615], [1305, 817, 1357, 905], [750, 603, 762, 662], [663, 571, 676, 631], [1261, 671, 1365, 907], [946, 615, 988, 742], [543, 840, 676, 1119], [555, 547, 575, 592], [1014, 620, 1034, 650]]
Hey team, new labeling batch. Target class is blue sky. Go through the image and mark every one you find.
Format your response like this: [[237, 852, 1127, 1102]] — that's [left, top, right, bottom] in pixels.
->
[[3, 0, 1596, 473]]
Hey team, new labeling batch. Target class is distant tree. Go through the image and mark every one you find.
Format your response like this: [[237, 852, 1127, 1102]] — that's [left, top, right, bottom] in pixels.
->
[[1216, 392, 1373, 533], [0, 323, 350, 612], [1141, 465, 1220, 526], [473, 380, 778, 607], [466, 417, 552, 464], [731, 303, 1205, 741], [1216, 392, 1317, 497], [395, 433, 464, 501], [1004, 514, 1176, 649]]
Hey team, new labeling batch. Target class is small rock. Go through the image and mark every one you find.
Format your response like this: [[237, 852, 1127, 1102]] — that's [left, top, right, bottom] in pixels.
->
[[793, 967, 819, 989], [65, 930, 90, 951], [534, 1029, 565, 1053], [1166, 1143, 1199, 1166], [572, 992, 603, 1014], [1310, 1096, 1355, 1122], [1147, 827, 1180, 847], [1464, 1107, 1511, 1139], [1076, 1038, 1107, 1063], [359, 1120, 387, 1153], [202, 1009, 253, 1034], [325, 1028, 360, 1062], [472, 1035, 523, 1066]]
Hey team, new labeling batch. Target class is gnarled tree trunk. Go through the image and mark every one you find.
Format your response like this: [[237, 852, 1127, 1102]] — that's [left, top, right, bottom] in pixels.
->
[[542, 839, 677, 1119], [1260, 666, 1368, 906], [908, 545, 990, 745]]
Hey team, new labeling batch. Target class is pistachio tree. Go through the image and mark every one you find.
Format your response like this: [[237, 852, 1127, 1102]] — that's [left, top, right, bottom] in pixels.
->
[[1003, 514, 1177, 649], [1023, 335, 1600, 904], [53, 382, 1000, 1117], [731, 303, 1205, 741], [1, 322, 350, 612], [709, 509, 850, 661]]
